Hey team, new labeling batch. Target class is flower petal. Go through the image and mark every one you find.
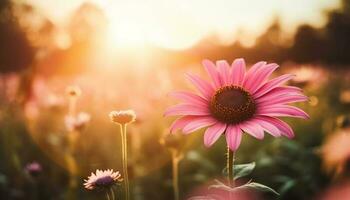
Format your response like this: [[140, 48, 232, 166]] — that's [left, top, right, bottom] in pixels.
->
[[257, 94, 308, 106], [202, 59, 221, 89], [164, 104, 209, 116], [169, 91, 208, 106], [251, 116, 281, 137], [239, 121, 264, 139], [253, 74, 295, 98], [169, 116, 198, 133], [243, 61, 266, 91], [183, 116, 217, 134], [248, 63, 279, 93], [226, 125, 243, 151], [217, 60, 231, 86], [204, 122, 227, 147], [185, 73, 215, 100], [258, 116, 295, 138], [231, 58, 246, 85], [258, 105, 309, 119]]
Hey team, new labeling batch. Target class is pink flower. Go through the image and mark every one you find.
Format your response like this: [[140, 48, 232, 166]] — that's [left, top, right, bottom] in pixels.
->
[[165, 59, 309, 151]]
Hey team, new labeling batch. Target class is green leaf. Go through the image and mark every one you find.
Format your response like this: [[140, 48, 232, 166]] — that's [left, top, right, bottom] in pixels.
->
[[0, 174, 7, 185], [208, 179, 232, 191], [238, 182, 280, 195], [233, 162, 256, 180], [279, 179, 296, 195]]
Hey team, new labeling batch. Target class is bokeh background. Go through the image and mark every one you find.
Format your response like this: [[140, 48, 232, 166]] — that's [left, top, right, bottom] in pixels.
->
[[1, 0, 350, 199]]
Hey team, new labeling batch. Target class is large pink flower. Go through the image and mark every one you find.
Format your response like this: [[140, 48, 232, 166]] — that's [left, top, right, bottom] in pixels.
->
[[165, 59, 309, 151]]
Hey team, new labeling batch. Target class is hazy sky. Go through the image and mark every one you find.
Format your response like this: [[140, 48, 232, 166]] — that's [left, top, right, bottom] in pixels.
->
[[26, 0, 341, 49]]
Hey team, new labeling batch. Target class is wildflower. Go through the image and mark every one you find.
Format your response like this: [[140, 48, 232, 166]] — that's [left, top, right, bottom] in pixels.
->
[[66, 85, 81, 98], [25, 161, 42, 177], [165, 58, 309, 151], [109, 109, 136, 200], [109, 110, 136, 125], [84, 169, 122, 190], [65, 112, 91, 132], [159, 130, 186, 151]]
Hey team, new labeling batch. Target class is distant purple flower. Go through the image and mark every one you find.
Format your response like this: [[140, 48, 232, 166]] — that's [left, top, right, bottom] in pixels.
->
[[25, 162, 42, 176]]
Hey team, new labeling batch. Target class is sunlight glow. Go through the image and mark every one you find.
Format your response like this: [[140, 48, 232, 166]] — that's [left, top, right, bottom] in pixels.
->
[[27, 0, 341, 50]]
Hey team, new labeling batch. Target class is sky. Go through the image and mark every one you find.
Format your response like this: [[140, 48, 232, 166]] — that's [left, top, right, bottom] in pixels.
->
[[25, 0, 341, 49]]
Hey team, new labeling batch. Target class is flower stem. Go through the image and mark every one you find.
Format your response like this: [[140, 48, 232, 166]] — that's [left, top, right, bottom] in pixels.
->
[[110, 187, 116, 200], [171, 150, 180, 200], [120, 124, 129, 200], [227, 146, 234, 187], [106, 191, 111, 200], [227, 147, 236, 199]]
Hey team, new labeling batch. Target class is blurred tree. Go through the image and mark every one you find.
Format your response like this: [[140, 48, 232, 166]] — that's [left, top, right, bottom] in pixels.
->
[[0, 0, 34, 73], [324, 0, 350, 64]]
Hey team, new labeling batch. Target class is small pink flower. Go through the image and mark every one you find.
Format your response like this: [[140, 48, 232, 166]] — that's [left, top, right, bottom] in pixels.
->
[[25, 161, 42, 176], [84, 169, 122, 190], [165, 59, 309, 151]]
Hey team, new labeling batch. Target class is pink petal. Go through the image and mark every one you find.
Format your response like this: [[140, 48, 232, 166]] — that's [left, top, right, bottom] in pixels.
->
[[170, 116, 198, 133], [258, 105, 309, 119], [239, 121, 264, 139], [247, 63, 279, 93], [202, 59, 221, 89], [253, 74, 295, 98], [164, 104, 209, 116], [257, 94, 308, 106], [251, 117, 281, 137], [268, 86, 303, 95], [185, 73, 215, 100], [204, 122, 227, 147], [226, 125, 243, 151], [243, 61, 266, 91], [258, 116, 294, 138], [230, 58, 246, 85], [256, 86, 303, 101], [217, 60, 231, 86], [183, 117, 217, 134], [169, 91, 208, 106]]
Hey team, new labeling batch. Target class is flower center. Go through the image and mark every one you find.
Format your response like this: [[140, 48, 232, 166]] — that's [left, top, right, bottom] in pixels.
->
[[209, 85, 256, 124], [94, 176, 114, 187]]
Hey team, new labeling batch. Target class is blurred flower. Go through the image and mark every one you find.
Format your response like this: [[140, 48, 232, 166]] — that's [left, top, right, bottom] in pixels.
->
[[84, 169, 122, 190], [340, 89, 350, 104], [165, 58, 309, 151], [66, 85, 81, 98], [25, 161, 42, 177], [309, 96, 319, 107], [65, 112, 91, 132], [322, 128, 350, 175], [287, 65, 327, 88], [159, 130, 186, 151], [317, 181, 350, 200], [337, 115, 350, 129], [44, 94, 65, 110], [109, 110, 136, 125]]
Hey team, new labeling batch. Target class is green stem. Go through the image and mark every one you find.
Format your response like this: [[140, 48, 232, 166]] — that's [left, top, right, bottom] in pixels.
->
[[227, 147, 236, 199], [120, 124, 129, 200], [227, 146, 234, 187], [110, 187, 116, 200], [171, 150, 180, 200]]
